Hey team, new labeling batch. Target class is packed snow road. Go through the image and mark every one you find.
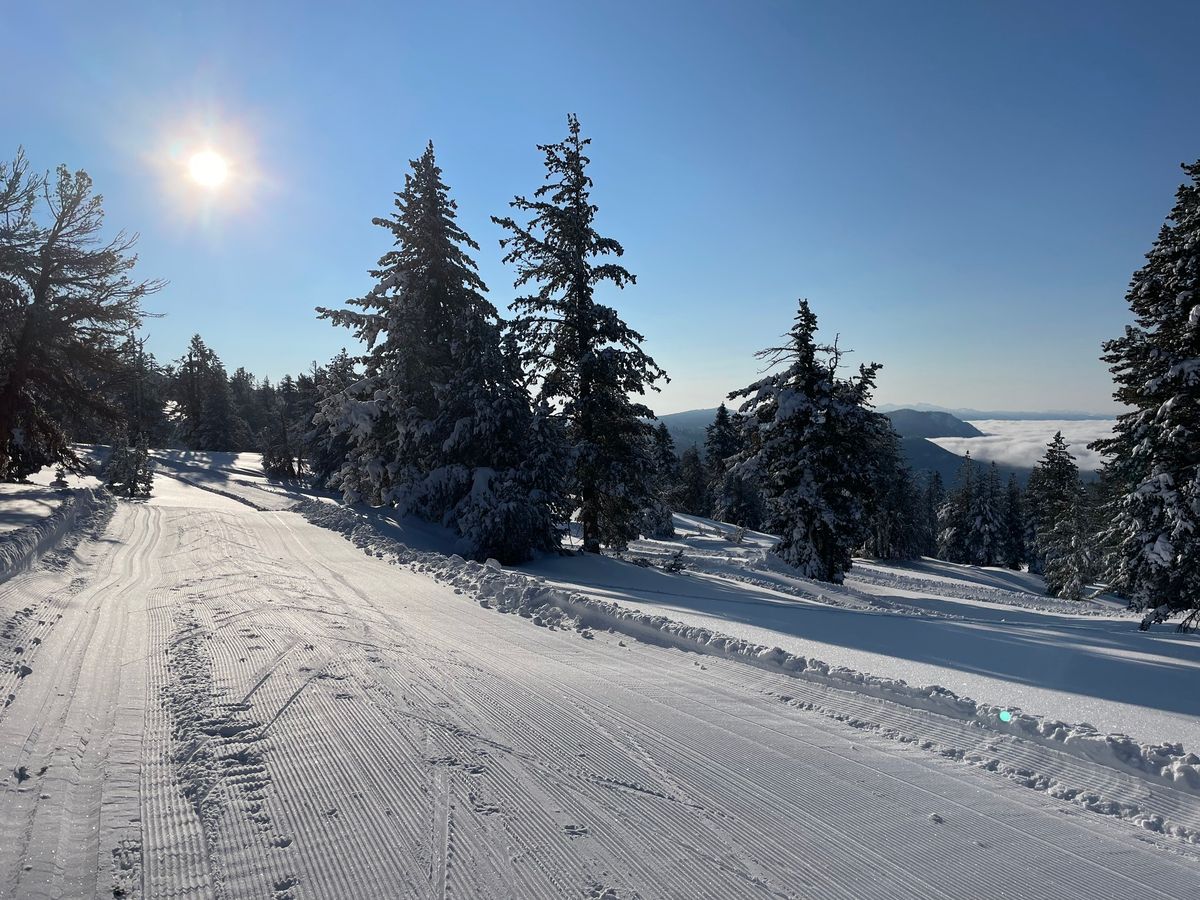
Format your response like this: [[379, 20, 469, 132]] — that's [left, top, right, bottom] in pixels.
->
[[0, 473, 1197, 899]]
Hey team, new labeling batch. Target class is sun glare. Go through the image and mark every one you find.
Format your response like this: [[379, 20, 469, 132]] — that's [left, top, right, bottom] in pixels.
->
[[188, 149, 229, 188]]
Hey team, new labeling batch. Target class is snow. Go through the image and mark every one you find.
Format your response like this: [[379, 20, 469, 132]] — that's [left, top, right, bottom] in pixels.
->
[[2, 459, 1199, 896], [524, 516, 1200, 752], [0, 483, 64, 535]]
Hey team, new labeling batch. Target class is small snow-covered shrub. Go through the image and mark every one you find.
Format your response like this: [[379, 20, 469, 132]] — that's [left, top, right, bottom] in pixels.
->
[[105, 438, 154, 499]]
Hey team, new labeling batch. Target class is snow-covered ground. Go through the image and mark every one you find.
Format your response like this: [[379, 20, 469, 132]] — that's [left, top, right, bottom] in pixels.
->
[[1, 456, 1198, 898], [523, 515, 1200, 751], [0, 483, 64, 535]]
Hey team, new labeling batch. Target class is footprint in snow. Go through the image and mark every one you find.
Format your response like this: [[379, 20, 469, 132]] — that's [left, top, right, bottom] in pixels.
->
[[563, 823, 589, 838], [928, 813, 945, 824]]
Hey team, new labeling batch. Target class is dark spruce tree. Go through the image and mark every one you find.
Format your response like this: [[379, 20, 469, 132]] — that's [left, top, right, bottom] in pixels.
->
[[1000, 473, 1026, 570], [712, 469, 765, 531], [1092, 160, 1200, 630], [967, 462, 1005, 567], [920, 471, 946, 557], [707, 401, 764, 527], [704, 403, 742, 493], [1042, 483, 1096, 601], [638, 421, 679, 539], [494, 115, 666, 552], [862, 424, 921, 561], [1026, 432, 1080, 576], [937, 453, 978, 564], [651, 422, 679, 485], [318, 143, 565, 562], [0, 150, 161, 479], [727, 299, 886, 583], [671, 447, 709, 516]]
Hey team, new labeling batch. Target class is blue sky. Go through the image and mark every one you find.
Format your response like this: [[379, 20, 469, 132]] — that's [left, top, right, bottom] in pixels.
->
[[7, 1, 1199, 414]]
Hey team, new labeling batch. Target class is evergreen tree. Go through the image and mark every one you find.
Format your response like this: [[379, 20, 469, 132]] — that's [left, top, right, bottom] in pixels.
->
[[938, 453, 977, 563], [651, 422, 679, 485], [260, 377, 300, 479], [1090, 464, 1128, 595], [1091, 160, 1200, 630], [727, 299, 885, 583], [639, 421, 678, 539], [966, 462, 1005, 566], [229, 367, 270, 438], [195, 367, 252, 451], [118, 334, 169, 447], [1000, 473, 1026, 570], [0, 150, 161, 479], [712, 470, 765, 531], [494, 115, 666, 551], [318, 143, 563, 562], [1042, 484, 1096, 601], [920, 471, 946, 557], [306, 350, 360, 486], [1026, 432, 1080, 574], [671, 446, 709, 516], [104, 433, 154, 499], [861, 422, 920, 560], [704, 403, 742, 497]]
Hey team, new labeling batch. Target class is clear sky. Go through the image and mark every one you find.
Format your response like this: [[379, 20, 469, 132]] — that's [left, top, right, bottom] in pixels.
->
[[7, 1, 1199, 414]]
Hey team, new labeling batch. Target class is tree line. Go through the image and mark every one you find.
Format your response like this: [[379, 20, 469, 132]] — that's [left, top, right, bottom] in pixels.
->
[[0, 133, 1196, 628]]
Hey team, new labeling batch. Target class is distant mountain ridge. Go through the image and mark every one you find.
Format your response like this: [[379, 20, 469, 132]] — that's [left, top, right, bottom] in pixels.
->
[[876, 402, 1116, 421], [884, 409, 983, 439]]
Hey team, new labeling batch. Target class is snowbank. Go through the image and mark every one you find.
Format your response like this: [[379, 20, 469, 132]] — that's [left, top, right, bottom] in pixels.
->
[[0, 487, 111, 581], [295, 498, 1200, 800]]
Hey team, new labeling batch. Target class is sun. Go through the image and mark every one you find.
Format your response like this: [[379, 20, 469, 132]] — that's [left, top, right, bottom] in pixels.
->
[[188, 149, 229, 188]]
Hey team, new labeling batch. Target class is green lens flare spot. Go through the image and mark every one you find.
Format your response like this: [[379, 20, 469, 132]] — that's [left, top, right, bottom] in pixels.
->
[[998, 709, 1013, 723]]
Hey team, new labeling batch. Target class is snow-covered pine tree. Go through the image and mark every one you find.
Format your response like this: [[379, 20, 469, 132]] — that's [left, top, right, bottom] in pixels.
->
[[638, 421, 678, 539], [671, 447, 709, 515], [704, 403, 742, 503], [920, 471, 946, 557], [0, 151, 161, 480], [305, 350, 360, 486], [1042, 483, 1096, 601], [119, 334, 169, 448], [1091, 160, 1200, 631], [651, 422, 679, 485], [196, 368, 252, 451], [861, 421, 920, 560], [1089, 464, 1128, 596], [727, 299, 885, 583], [966, 462, 1005, 566], [494, 115, 666, 552], [105, 433, 154, 499], [1026, 432, 1080, 573], [938, 453, 976, 563], [712, 470, 765, 531], [260, 380, 300, 480], [1001, 473, 1026, 570], [317, 143, 563, 562]]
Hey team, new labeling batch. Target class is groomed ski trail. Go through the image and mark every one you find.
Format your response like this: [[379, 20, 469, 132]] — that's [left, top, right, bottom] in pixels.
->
[[0, 472, 1196, 899]]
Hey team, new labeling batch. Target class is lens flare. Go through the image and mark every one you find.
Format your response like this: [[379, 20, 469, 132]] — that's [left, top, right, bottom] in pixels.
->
[[188, 149, 229, 188]]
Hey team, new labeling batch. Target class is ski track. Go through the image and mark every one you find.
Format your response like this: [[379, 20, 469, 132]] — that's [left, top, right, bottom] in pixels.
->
[[0, 472, 1198, 898]]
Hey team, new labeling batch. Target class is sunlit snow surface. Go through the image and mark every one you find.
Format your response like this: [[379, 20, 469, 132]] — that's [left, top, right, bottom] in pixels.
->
[[526, 513, 1200, 750], [3, 452, 1199, 895]]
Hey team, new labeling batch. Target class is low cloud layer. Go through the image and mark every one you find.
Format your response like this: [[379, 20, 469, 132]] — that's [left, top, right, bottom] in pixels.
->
[[928, 419, 1115, 472]]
